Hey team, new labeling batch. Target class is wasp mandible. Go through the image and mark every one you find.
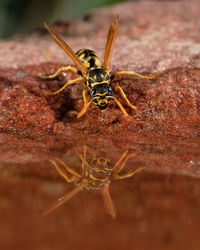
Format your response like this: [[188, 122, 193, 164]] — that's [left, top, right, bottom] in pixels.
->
[[39, 17, 156, 118]]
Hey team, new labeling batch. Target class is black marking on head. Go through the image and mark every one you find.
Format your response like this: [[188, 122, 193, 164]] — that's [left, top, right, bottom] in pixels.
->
[[90, 84, 113, 97], [93, 97, 110, 110], [91, 84, 113, 110], [97, 102, 109, 110]]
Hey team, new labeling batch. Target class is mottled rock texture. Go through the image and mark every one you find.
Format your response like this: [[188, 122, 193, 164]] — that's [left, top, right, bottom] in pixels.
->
[[0, 0, 199, 141], [0, 1, 200, 250]]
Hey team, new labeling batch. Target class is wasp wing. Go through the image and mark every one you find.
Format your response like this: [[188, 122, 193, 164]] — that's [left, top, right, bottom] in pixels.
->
[[102, 184, 116, 218], [103, 17, 119, 71], [44, 23, 88, 76]]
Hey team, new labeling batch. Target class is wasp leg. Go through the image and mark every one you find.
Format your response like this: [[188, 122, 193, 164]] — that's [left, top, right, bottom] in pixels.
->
[[44, 158, 84, 216], [77, 89, 93, 118], [114, 86, 136, 110], [78, 145, 87, 171], [113, 97, 129, 116], [44, 182, 84, 216], [102, 184, 116, 219], [48, 158, 80, 183], [114, 167, 145, 180], [38, 66, 78, 79], [114, 71, 157, 80], [83, 145, 87, 161], [77, 153, 90, 171], [46, 77, 84, 96], [53, 158, 82, 178], [113, 149, 129, 171], [113, 152, 136, 174]]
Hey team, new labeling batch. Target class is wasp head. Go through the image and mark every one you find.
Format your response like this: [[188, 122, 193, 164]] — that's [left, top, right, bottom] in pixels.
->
[[90, 84, 113, 110]]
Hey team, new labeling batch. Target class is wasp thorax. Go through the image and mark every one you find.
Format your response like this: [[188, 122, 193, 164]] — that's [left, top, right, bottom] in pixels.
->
[[87, 67, 110, 88]]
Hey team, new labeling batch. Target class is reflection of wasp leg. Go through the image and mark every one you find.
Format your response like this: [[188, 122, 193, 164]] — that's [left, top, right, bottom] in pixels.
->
[[113, 149, 128, 172], [83, 145, 87, 159], [77, 145, 90, 170], [44, 182, 84, 216], [49, 158, 81, 182], [114, 167, 145, 180], [45, 77, 84, 96], [102, 184, 116, 219], [44, 158, 84, 216], [77, 89, 93, 118], [113, 149, 132, 173], [39, 66, 78, 79], [113, 151, 145, 179], [114, 71, 157, 80], [114, 86, 136, 110]]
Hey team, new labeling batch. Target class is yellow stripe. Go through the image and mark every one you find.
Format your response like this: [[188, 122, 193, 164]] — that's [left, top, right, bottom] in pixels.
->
[[76, 49, 85, 56], [94, 92, 109, 96], [78, 53, 85, 61], [89, 66, 102, 71], [90, 81, 109, 88]]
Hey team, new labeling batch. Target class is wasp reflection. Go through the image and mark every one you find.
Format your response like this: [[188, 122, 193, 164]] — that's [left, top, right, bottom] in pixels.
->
[[44, 147, 145, 218]]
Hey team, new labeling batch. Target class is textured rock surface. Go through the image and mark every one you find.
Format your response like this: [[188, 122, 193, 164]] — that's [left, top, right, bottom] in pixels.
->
[[0, 0, 200, 250], [0, 0, 200, 140]]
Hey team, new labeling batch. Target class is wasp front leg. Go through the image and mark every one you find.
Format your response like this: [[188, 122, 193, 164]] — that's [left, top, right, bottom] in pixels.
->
[[114, 71, 157, 80], [77, 89, 93, 118], [112, 97, 129, 116], [38, 66, 78, 79], [114, 85, 136, 110]]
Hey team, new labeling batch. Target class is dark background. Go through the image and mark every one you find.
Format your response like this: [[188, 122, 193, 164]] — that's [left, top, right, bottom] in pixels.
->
[[0, 0, 128, 38]]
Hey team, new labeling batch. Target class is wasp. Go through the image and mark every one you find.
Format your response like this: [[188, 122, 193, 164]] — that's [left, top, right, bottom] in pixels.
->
[[39, 17, 156, 118], [44, 147, 145, 218]]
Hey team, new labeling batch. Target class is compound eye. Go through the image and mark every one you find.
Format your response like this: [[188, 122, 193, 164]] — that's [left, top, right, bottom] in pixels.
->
[[91, 89, 96, 96], [108, 86, 113, 93]]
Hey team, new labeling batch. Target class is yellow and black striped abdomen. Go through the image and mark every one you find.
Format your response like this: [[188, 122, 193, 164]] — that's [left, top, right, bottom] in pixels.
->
[[76, 49, 100, 70]]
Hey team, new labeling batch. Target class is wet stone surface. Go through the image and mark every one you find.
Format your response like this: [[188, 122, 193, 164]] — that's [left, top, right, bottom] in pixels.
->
[[0, 0, 200, 250]]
